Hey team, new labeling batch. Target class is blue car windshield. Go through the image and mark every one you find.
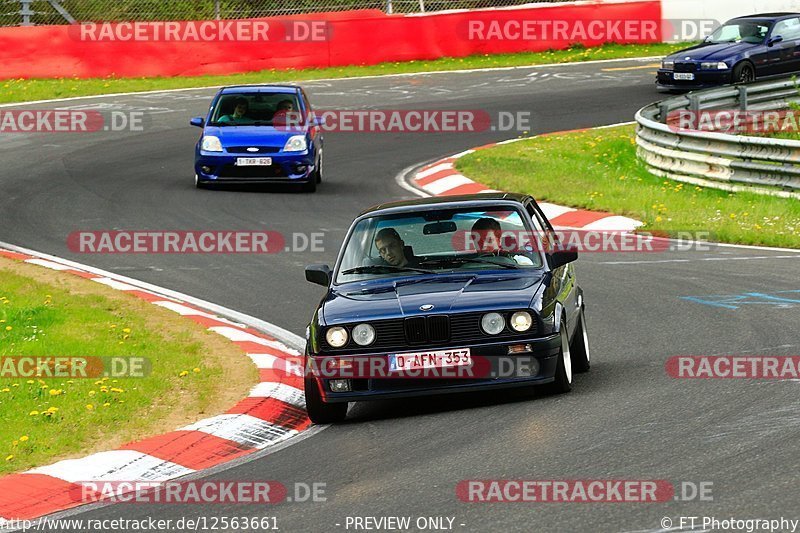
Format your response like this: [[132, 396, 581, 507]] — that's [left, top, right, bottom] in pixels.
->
[[209, 92, 303, 127], [335, 207, 547, 284], [707, 22, 770, 44]]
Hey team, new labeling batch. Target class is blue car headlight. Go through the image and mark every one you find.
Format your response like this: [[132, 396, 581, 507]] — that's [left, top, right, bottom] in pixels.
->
[[283, 135, 308, 152], [701, 61, 728, 70], [201, 135, 223, 152], [662, 60, 675, 70]]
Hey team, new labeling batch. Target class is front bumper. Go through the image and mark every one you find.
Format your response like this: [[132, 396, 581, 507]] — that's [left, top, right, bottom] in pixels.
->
[[195, 151, 315, 183], [309, 333, 562, 403], [656, 69, 731, 91]]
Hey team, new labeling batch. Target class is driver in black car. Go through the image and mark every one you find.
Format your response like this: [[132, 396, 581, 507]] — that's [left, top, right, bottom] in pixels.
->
[[374, 228, 419, 267]]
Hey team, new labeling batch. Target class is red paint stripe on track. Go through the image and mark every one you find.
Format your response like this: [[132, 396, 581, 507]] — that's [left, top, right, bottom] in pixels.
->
[[186, 315, 239, 329], [416, 169, 456, 187], [0, 474, 96, 520], [0, 250, 33, 261], [65, 269, 100, 279], [121, 430, 254, 470], [234, 341, 294, 358], [259, 369, 304, 389], [127, 290, 167, 302], [228, 398, 311, 431], [549, 210, 612, 228], [439, 182, 489, 196]]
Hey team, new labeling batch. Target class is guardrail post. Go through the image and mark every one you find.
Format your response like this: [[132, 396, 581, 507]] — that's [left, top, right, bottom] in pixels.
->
[[688, 93, 700, 113], [386, 0, 393, 14], [659, 102, 670, 124], [19, 0, 33, 26], [737, 85, 748, 111]]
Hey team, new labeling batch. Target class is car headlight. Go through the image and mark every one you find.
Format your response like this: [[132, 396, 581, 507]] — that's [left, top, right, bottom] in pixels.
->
[[325, 326, 348, 348], [481, 312, 506, 335], [201, 135, 223, 152], [352, 323, 376, 346], [510, 311, 533, 332], [283, 135, 308, 152], [701, 61, 728, 70], [662, 60, 675, 70]]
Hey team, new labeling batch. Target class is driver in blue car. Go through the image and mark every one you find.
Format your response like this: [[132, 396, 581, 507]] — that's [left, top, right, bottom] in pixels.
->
[[374, 228, 419, 268], [219, 97, 250, 124]]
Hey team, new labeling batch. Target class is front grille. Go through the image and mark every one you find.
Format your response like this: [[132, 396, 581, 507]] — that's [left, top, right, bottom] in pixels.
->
[[404, 317, 427, 345], [674, 62, 697, 73], [227, 146, 281, 154], [323, 311, 538, 353], [217, 164, 283, 178]]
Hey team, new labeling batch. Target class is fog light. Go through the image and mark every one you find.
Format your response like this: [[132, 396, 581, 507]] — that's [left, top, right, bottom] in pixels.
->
[[201, 166, 212, 173], [329, 379, 351, 392], [295, 164, 308, 173], [508, 344, 533, 354]]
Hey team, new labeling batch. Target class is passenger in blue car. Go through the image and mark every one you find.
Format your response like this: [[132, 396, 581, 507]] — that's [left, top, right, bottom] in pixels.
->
[[218, 97, 250, 124], [374, 228, 419, 268]]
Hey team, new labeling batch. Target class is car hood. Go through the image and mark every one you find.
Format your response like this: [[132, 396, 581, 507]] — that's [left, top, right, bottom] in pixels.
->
[[203, 125, 305, 147], [321, 272, 546, 325], [669, 41, 756, 62]]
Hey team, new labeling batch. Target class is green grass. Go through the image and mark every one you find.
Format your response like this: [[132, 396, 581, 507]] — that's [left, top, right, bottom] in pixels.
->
[[0, 42, 684, 105], [0, 260, 256, 475], [455, 125, 800, 248]]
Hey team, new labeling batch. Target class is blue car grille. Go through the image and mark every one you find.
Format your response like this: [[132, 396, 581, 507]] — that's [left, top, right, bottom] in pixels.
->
[[674, 62, 697, 73], [322, 312, 539, 353], [226, 146, 281, 154]]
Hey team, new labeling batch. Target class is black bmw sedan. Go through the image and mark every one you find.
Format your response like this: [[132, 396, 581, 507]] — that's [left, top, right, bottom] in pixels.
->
[[302, 193, 591, 423], [657, 13, 800, 91]]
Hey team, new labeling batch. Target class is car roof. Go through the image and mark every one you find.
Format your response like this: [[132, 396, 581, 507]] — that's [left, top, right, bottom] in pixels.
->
[[731, 13, 800, 22], [219, 85, 300, 94], [359, 192, 530, 217]]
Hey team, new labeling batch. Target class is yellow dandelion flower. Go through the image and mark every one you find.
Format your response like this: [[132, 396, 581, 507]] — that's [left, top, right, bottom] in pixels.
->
[[19, 436, 28, 442], [5, 455, 12, 461], [86, 404, 94, 410], [29, 410, 39, 416], [193, 368, 201, 373]]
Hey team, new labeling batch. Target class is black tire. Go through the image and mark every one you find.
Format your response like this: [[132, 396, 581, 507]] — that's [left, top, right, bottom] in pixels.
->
[[304, 377, 347, 424], [544, 322, 573, 394], [570, 307, 591, 374], [315, 152, 323, 184], [301, 178, 317, 193], [732, 62, 755, 85]]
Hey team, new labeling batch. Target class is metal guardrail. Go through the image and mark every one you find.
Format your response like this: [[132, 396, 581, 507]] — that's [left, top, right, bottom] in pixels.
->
[[635, 78, 800, 199], [1, 0, 565, 26]]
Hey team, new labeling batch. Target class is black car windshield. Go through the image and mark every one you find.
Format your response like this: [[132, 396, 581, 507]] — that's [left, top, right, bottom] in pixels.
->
[[707, 21, 771, 44], [208, 92, 303, 127], [335, 206, 545, 283]]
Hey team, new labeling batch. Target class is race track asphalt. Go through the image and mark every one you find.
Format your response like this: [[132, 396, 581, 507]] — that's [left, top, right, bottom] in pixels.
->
[[1, 57, 798, 532]]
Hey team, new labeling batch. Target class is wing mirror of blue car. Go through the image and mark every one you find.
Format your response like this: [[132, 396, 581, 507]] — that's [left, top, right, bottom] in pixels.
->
[[768, 35, 783, 46], [306, 264, 332, 286], [547, 249, 578, 270], [190, 117, 205, 128]]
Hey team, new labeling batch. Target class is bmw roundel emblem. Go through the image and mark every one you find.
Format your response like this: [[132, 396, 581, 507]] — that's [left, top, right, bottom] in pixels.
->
[[246, 147, 259, 152], [420, 304, 434, 311], [685, 56, 691, 60]]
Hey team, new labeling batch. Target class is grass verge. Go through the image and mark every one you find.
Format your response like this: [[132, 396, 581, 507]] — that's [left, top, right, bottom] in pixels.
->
[[0, 42, 685, 105], [455, 125, 800, 248], [0, 256, 258, 475]]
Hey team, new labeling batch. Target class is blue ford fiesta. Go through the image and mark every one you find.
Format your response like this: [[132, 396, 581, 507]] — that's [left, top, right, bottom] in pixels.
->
[[657, 13, 800, 91], [191, 84, 324, 192], [302, 193, 591, 423]]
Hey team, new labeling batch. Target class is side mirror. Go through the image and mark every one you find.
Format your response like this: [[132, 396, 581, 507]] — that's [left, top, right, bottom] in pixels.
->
[[305, 264, 332, 286], [547, 250, 578, 270], [768, 35, 783, 46], [190, 117, 205, 127]]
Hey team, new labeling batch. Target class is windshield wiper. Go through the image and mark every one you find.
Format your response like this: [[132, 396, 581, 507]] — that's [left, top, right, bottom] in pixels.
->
[[340, 265, 434, 276], [418, 257, 521, 270]]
